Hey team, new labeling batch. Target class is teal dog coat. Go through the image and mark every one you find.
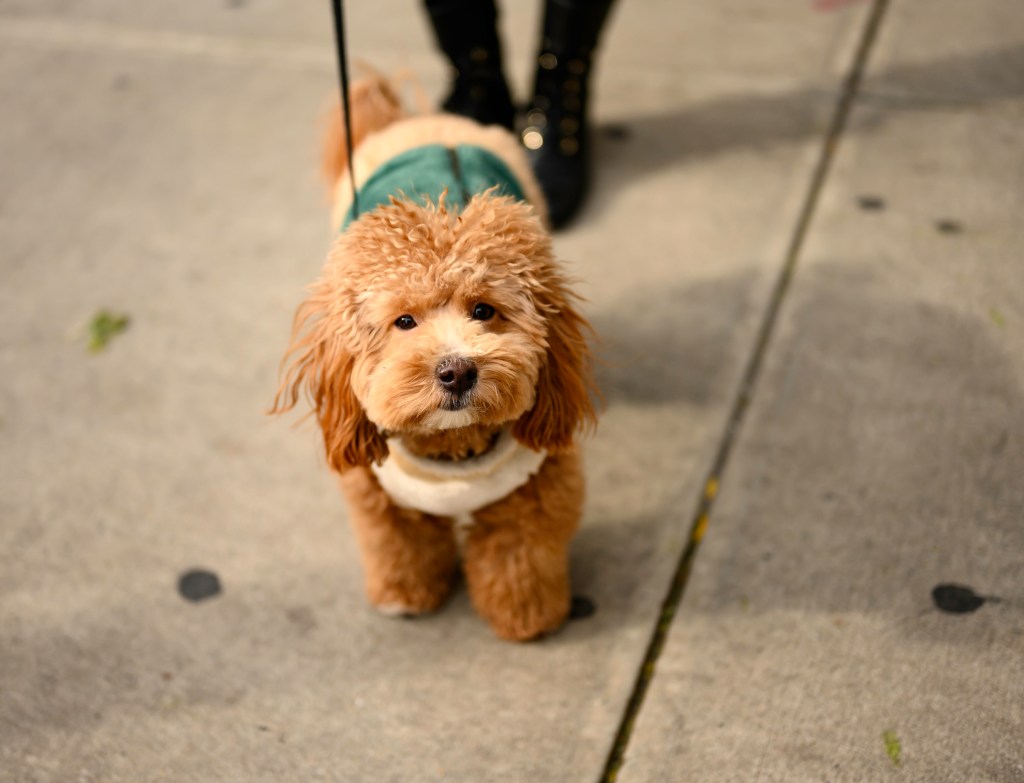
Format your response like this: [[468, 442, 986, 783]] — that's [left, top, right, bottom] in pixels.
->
[[342, 143, 527, 230]]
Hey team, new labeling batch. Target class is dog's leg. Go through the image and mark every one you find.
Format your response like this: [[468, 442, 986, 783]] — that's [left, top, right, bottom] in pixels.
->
[[463, 450, 583, 641], [340, 468, 459, 616]]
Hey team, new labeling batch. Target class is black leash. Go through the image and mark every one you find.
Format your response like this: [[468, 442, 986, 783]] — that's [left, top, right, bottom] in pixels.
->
[[330, 0, 359, 218]]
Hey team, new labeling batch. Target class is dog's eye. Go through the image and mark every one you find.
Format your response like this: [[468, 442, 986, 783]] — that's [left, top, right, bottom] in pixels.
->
[[471, 303, 496, 321], [394, 314, 417, 330]]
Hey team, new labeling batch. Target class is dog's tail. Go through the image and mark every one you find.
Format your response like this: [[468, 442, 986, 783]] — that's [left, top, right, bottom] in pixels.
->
[[322, 72, 404, 192]]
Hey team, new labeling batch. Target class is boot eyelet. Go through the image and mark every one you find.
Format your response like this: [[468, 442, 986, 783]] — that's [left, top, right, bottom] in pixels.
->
[[539, 53, 558, 70], [560, 137, 580, 155], [527, 110, 548, 128]]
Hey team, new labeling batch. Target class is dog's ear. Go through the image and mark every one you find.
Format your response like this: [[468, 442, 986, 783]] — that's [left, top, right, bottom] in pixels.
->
[[270, 299, 388, 473], [512, 295, 598, 453]]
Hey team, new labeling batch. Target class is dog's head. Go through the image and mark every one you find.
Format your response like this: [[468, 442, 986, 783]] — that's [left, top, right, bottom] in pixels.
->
[[272, 193, 597, 472]]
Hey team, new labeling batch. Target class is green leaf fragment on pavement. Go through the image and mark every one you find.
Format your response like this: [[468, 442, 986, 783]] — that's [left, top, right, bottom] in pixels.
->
[[882, 730, 901, 766], [989, 307, 1005, 328], [87, 310, 130, 352]]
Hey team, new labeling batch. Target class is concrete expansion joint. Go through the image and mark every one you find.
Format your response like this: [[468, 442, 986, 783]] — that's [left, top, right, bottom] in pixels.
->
[[598, 2, 892, 781]]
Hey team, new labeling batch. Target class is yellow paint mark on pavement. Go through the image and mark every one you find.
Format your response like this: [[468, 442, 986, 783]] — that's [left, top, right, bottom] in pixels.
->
[[692, 514, 709, 543], [704, 477, 719, 500]]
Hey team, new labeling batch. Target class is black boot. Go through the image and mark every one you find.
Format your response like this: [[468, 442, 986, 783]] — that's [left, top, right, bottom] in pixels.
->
[[424, 0, 516, 130], [521, 0, 615, 228]]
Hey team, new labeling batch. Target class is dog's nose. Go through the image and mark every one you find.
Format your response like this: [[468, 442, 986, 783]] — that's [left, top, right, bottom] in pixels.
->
[[436, 357, 478, 396]]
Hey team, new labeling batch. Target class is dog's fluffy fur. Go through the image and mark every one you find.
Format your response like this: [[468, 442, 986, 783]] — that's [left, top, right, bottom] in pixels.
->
[[273, 75, 597, 641]]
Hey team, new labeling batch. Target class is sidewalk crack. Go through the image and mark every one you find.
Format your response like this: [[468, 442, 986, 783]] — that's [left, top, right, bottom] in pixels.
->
[[598, 2, 891, 780]]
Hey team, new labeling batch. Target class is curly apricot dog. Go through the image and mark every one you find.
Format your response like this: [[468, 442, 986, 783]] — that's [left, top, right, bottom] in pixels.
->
[[273, 75, 597, 641]]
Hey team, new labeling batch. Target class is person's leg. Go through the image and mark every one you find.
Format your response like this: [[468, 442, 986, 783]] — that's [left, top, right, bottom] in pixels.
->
[[521, 0, 616, 228], [423, 0, 516, 129]]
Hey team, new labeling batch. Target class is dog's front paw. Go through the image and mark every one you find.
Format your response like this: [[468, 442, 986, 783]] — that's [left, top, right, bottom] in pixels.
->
[[373, 601, 426, 618], [488, 593, 571, 642], [475, 579, 571, 641], [365, 565, 457, 618], [463, 541, 571, 641], [367, 581, 451, 618]]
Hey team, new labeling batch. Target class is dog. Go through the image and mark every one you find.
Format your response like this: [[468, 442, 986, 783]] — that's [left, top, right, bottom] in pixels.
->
[[272, 75, 597, 641]]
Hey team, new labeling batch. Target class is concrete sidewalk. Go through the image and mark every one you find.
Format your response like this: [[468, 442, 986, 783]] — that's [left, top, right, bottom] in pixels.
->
[[1, 1, 1020, 781]]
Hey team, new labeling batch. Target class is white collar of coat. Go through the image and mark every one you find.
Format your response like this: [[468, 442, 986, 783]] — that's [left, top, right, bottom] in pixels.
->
[[370, 428, 547, 517]]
